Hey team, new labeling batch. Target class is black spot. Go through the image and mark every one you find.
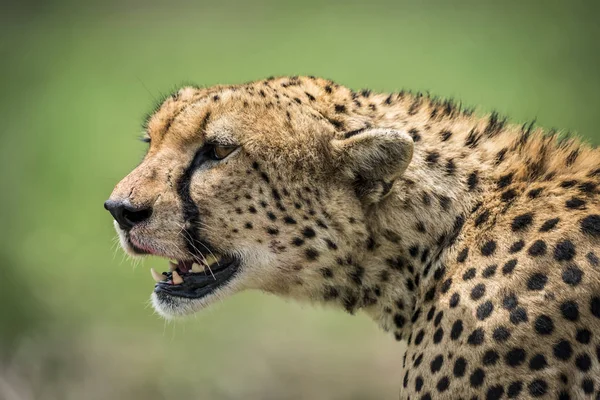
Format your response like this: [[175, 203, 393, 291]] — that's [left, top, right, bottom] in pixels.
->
[[467, 328, 484, 346], [463, 268, 476, 280], [483, 350, 499, 366], [302, 227, 316, 238], [528, 379, 547, 397], [497, 172, 514, 188], [554, 240, 576, 261], [534, 315, 554, 335], [566, 197, 586, 209], [493, 326, 511, 342], [481, 240, 496, 256], [433, 328, 444, 343], [244, 222, 253, 229], [510, 307, 528, 324], [430, 355, 444, 373], [509, 240, 525, 253], [266, 227, 279, 235], [457, 248, 469, 263], [560, 300, 579, 321], [475, 210, 490, 227], [453, 357, 467, 377], [433, 266, 446, 281], [425, 151, 440, 164], [434, 311, 444, 326], [581, 215, 600, 236], [408, 128, 421, 142], [528, 187, 543, 198], [292, 237, 304, 246], [445, 159, 456, 175], [529, 354, 547, 370], [528, 240, 547, 256], [349, 265, 365, 286], [283, 216, 297, 224], [591, 296, 600, 318], [449, 293, 460, 308], [501, 189, 517, 202], [414, 330, 425, 345], [476, 301, 494, 320], [505, 348, 526, 367], [512, 213, 533, 231], [304, 248, 319, 260], [502, 293, 518, 310], [415, 376, 423, 392], [562, 264, 583, 286], [393, 314, 406, 329], [471, 283, 486, 300], [553, 340, 573, 360], [323, 286, 339, 300], [502, 259, 517, 275], [587, 251, 599, 266], [582, 379, 594, 394], [469, 368, 485, 387], [320, 268, 333, 278], [440, 130, 453, 141], [527, 273, 547, 290], [482, 264, 497, 278], [576, 328, 591, 344], [467, 171, 479, 191], [450, 320, 463, 340], [409, 245, 419, 257], [325, 239, 338, 250], [486, 385, 504, 400], [436, 376, 449, 392], [507, 381, 523, 398], [575, 353, 591, 372], [334, 104, 346, 113], [441, 278, 452, 293], [539, 217, 559, 232]]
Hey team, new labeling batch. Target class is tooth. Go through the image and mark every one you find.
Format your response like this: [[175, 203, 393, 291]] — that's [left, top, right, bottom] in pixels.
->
[[172, 270, 184, 285], [151, 268, 164, 283], [169, 261, 178, 271], [204, 255, 218, 266], [191, 263, 204, 273]]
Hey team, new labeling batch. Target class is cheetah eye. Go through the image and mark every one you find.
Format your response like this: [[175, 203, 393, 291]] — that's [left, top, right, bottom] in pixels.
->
[[211, 145, 237, 160]]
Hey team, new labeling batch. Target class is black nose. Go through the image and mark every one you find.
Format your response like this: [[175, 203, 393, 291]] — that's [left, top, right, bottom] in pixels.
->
[[104, 200, 152, 231]]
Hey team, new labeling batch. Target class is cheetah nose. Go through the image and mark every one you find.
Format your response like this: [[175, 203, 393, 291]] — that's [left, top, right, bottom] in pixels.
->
[[104, 199, 153, 231]]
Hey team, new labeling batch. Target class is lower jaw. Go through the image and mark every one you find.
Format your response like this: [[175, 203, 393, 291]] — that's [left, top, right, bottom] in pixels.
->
[[153, 259, 240, 300]]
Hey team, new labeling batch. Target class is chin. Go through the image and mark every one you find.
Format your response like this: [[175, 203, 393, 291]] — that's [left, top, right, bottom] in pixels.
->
[[151, 272, 243, 318]]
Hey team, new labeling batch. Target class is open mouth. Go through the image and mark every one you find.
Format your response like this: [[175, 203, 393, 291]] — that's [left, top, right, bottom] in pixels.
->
[[151, 255, 240, 299]]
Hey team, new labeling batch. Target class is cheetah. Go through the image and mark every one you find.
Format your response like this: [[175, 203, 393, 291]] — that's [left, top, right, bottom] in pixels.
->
[[105, 76, 600, 399]]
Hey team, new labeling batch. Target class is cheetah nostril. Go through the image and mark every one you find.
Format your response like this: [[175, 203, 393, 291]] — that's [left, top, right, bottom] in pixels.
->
[[104, 200, 153, 231]]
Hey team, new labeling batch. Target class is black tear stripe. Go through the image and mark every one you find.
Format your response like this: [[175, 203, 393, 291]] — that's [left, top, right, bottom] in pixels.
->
[[176, 112, 216, 258]]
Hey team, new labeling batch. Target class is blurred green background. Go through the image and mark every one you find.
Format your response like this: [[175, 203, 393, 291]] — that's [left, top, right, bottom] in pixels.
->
[[1, 0, 599, 398]]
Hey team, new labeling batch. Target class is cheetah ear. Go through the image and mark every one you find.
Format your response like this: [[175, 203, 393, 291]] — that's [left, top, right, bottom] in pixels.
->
[[331, 128, 414, 204]]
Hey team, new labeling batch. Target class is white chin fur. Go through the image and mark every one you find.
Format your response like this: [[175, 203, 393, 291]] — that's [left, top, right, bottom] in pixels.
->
[[150, 278, 243, 319]]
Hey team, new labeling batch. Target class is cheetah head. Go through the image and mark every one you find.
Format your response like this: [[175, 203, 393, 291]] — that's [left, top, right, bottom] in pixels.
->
[[105, 78, 413, 318]]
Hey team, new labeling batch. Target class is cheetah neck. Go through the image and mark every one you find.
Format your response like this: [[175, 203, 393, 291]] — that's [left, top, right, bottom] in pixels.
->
[[353, 103, 532, 338]]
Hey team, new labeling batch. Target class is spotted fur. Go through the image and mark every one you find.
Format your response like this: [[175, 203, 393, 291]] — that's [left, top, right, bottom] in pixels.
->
[[108, 76, 600, 399]]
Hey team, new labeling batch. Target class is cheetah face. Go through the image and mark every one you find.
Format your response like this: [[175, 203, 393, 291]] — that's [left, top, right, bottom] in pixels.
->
[[105, 82, 413, 318]]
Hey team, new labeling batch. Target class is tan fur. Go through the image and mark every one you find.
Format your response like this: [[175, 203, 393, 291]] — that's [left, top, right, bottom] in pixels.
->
[[108, 76, 600, 399]]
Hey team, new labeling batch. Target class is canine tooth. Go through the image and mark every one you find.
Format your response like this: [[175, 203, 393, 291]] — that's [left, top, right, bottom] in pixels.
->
[[172, 270, 184, 285], [169, 261, 178, 271], [191, 263, 204, 273], [151, 268, 164, 283]]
